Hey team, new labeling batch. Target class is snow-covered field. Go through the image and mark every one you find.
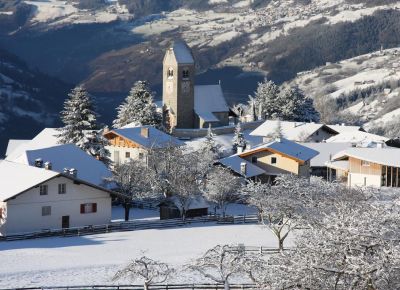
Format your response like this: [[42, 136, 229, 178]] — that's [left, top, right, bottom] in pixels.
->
[[0, 223, 287, 288]]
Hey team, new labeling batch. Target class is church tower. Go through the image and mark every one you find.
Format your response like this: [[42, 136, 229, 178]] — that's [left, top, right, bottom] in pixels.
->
[[162, 41, 195, 130]]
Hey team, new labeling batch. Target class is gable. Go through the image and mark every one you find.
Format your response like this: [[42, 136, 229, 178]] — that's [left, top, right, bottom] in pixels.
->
[[104, 132, 142, 149]]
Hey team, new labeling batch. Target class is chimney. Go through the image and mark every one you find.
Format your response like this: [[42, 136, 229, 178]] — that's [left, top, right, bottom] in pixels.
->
[[275, 137, 281, 143], [240, 162, 247, 176], [237, 146, 244, 154], [63, 168, 69, 174], [141, 127, 149, 138], [35, 158, 43, 168], [44, 162, 52, 170], [377, 142, 384, 149], [69, 168, 77, 178]]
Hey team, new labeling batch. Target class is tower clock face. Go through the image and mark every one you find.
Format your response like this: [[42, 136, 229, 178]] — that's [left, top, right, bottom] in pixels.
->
[[166, 81, 173, 94], [182, 81, 190, 93]]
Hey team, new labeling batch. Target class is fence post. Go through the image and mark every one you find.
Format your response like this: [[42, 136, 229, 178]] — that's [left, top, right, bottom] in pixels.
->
[[260, 246, 263, 255], [243, 215, 246, 223], [106, 224, 109, 233]]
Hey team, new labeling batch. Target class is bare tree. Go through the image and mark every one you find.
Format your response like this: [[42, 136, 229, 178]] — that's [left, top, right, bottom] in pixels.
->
[[204, 166, 243, 217], [105, 160, 155, 221], [190, 245, 252, 290], [113, 256, 173, 290]]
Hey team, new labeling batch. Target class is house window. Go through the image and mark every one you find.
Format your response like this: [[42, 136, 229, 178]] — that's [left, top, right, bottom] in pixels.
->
[[139, 152, 144, 159], [125, 152, 131, 158], [361, 160, 370, 167], [182, 69, 189, 79], [40, 185, 48, 195], [58, 183, 66, 194], [271, 157, 277, 164], [42, 206, 51, 216], [251, 156, 258, 164], [167, 67, 174, 78], [80, 203, 97, 214]]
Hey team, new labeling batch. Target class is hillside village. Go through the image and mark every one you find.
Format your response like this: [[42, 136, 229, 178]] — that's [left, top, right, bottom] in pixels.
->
[[1, 41, 400, 289]]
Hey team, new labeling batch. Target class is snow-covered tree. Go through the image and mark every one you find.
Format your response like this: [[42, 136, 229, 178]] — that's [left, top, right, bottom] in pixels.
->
[[113, 256, 173, 290], [255, 194, 400, 290], [204, 166, 243, 217], [201, 125, 222, 160], [58, 86, 98, 144], [113, 81, 161, 129], [105, 160, 155, 221], [232, 122, 247, 153], [76, 127, 111, 167], [253, 79, 280, 120], [190, 245, 253, 290]]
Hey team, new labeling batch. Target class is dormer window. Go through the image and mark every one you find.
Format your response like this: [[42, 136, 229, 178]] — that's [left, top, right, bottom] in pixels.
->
[[182, 69, 189, 79], [167, 67, 174, 79]]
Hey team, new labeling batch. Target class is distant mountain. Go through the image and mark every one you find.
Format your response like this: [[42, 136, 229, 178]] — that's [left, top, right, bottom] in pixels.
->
[[0, 48, 71, 156]]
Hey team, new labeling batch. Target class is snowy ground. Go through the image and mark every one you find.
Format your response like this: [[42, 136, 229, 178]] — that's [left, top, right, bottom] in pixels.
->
[[0, 223, 289, 288]]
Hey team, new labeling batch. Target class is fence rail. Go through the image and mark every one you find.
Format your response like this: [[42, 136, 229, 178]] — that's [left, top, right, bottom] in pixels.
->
[[3, 283, 258, 290], [0, 214, 259, 242]]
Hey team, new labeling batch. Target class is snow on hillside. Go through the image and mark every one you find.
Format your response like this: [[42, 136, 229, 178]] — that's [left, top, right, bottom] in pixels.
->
[[23, 0, 129, 26], [0, 223, 289, 288], [126, 0, 400, 69]]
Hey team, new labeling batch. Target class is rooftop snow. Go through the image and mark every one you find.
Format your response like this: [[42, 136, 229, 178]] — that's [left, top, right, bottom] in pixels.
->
[[15, 144, 112, 187], [110, 126, 184, 149], [332, 147, 400, 167], [250, 120, 337, 141], [326, 124, 363, 134], [326, 131, 388, 143], [300, 142, 353, 167], [243, 138, 319, 162], [0, 161, 59, 201], [325, 160, 349, 171], [219, 155, 265, 178], [5, 139, 29, 157], [194, 85, 229, 119], [172, 41, 194, 64]]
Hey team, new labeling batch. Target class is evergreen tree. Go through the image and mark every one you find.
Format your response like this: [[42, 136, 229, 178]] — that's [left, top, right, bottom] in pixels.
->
[[77, 127, 112, 167], [253, 79, 280, 120], [232, 122, 247, 153], [113, 81, 161, 129], [58, 86, 98, 144], [201, 125, 222, 160]]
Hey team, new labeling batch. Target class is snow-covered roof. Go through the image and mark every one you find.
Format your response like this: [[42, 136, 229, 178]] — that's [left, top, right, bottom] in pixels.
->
[[6, 128, 60, 161], [326, 131, 388, 144], [0, 161, 59, 201], [325, 160, 349, 171], [219, 155, 265, 178], [332, 147, 400, 167], [194, 85, 229, 120], [5, 139, 29, 157], [241, 138, 319, 162], [250, 120, 337, 141], [13, 144, 112, 187], [172, 41, 194, 64], [300, 142, 353, 167], [108, 126, 184, 149], [326, 124, 364, 134]]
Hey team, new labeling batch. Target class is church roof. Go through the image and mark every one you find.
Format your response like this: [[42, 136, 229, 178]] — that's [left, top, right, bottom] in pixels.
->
[[194, 85, 229, 121], [172, 41, 194, 64]]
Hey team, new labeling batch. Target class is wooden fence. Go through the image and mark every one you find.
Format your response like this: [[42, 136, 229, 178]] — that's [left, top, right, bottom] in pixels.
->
[[0, 214, 259, 242], [3, 283, 258, 290]]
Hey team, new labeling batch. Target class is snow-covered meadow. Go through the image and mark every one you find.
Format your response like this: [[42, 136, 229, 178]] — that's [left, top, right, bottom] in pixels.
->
[[0, 222, 288, 288]]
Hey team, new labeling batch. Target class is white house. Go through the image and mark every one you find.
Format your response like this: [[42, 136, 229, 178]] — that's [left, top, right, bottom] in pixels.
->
[[326, 147, 400, 188], [0, 161, 115, 236], [250, 120, 339, 142], [103, 126, 183, 165]]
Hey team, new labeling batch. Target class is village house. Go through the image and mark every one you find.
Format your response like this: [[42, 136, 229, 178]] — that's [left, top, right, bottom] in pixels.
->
[[0, 161, 116, 236], [250, 120, 339, 142], [162, 41, 230, 130], [326, 147, 400, 187], [103, 125, 183, 165], [326, 130, 389, 144], [219, 137, 319, 183]]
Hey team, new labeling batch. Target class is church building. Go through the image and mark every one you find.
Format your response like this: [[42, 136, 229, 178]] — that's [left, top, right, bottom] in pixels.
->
[[162, 41, 230, 130]]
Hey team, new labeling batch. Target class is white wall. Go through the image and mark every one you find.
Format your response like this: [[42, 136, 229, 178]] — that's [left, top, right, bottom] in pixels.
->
[[348, 173, 381, 188], [1, 176, 111, 235], [106, 146, 147, 165]]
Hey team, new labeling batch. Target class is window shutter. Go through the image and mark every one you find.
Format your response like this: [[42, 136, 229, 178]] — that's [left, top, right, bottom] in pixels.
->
[[80, 204, 85, 214], [92, 203, 97, 213]]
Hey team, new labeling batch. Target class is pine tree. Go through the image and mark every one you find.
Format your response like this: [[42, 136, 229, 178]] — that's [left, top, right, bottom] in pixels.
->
[[58, 86, 98, 144], [232, 122, 247, 153], [113, 81, 161, 129], [201, 125, 222, 160], [253, 79, 280, 120], [77, 127, 112, 167]]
